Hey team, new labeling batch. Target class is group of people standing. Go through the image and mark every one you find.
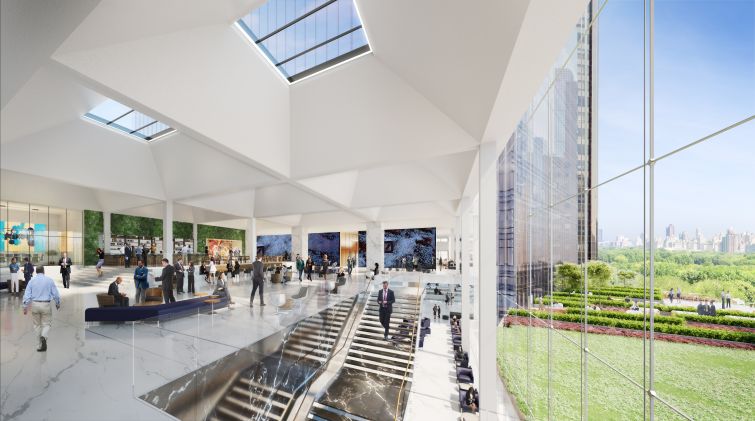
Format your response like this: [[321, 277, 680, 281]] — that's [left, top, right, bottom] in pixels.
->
[[294, 254, 341, 282], [720, 290, 733, 309]]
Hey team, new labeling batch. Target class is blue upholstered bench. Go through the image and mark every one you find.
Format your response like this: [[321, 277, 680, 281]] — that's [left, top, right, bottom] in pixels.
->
[[84, 295, 229, 322]]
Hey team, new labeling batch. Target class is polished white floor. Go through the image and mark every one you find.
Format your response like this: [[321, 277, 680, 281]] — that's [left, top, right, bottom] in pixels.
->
[[404, 299, 464, 421], [0, 266, 372, 421]]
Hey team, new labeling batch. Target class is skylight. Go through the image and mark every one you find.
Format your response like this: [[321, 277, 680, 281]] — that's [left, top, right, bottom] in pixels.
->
[[84, 99, 175, 141], [237, 0, 370, 83]]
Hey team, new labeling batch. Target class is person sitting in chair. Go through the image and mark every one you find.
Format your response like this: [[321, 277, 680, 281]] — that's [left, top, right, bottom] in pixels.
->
[[108, 276, 129, 307], [465, 387, 479, 412]]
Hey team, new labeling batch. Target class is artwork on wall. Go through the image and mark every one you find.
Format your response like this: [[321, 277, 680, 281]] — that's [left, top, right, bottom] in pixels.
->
[[256, 234, 292, 259], [206, 238, 242, 260], [358, 230, 366, 267], [383, 227, 436, 269], [307, 232, 340, 266]]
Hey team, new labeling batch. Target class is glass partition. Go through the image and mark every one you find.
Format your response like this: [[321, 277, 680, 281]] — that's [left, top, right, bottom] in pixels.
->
[[495, 0, 754, 419]]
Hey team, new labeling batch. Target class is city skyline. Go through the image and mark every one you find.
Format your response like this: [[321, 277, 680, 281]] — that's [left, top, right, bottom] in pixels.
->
[[596, 0, 755, 241]]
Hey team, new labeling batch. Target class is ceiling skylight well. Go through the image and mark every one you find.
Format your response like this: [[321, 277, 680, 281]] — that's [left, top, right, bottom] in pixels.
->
[[84, 99, 175, 141], [238, 0, 370, 83]]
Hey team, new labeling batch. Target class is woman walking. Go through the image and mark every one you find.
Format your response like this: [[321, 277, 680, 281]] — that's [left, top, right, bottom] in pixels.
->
[[305, 256, 313, 281], [209, 259, 217, 284], [96, 248, 105, 277]]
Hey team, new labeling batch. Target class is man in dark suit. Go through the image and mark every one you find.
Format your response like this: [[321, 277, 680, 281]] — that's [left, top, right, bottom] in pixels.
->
[[250, 256, 265, 307], [59, 252, 72, 289], [108, 277, 129, 307], [174, 258, 185, 294], [377, 280, 395, 340], [124, 244, 132, 268], [158, 258, 176, 304]]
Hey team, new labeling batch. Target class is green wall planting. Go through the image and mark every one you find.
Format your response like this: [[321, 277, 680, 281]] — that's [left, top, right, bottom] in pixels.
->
[[111, 213, 162, 237], [83, 210, 103, 265], [173, 221, 193, 240]]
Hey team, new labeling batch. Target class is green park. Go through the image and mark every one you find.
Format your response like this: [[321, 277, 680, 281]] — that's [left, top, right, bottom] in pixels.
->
[[498, 248, 755, 420]]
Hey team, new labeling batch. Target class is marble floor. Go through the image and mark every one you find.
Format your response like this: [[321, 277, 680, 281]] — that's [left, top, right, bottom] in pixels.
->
[[0, 266, 372, 421], [403, 299, 464, 421]]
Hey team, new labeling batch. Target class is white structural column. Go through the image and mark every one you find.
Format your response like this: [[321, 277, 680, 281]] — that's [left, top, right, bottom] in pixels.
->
[[192, 223, 198, 251], [163, 201, 173, 260], [460, 210, 471, 352], [365, 222, 383, 273], [478, 142, 498, 419], [291, 226, 307, 259], [245, 218, 257, 258], [103, 211, 111, 250]]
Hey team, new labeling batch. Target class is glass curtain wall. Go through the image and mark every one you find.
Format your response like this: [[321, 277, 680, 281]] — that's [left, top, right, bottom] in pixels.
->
[[496, 0, 754, 420], [0, 201, 84, 265]]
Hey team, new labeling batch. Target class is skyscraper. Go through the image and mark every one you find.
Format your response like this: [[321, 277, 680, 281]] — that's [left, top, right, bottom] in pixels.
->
[[496, 12, 594, 313], [666, 223, 676, 238]]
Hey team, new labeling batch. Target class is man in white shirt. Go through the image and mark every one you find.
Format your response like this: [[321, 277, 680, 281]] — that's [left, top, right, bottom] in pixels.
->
[[22, 267, 61, 352]]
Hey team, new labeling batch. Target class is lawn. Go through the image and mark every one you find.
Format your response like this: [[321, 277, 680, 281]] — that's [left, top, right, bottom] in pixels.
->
[[497, 325, 755, 420]]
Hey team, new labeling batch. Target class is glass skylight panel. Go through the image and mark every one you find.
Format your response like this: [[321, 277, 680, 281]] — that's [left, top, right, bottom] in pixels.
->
[[84, 99, 175, 141], [238, 0, 370, 82]]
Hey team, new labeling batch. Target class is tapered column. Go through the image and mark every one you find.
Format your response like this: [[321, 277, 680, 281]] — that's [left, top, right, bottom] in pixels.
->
[[478, 142, 498, 419], [460, 210, 472, 352], [245, 218, 257, 258], [291, 226, 307, 259], [192, 223, 198, 251], [103, 211, 111, 251], [163, 201, 173, 260], [366, 222, 383, 273]]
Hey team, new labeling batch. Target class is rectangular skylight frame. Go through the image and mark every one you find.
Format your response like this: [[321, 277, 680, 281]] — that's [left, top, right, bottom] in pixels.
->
[[84, 99, 176, 142], [237, 0, 371, 83]]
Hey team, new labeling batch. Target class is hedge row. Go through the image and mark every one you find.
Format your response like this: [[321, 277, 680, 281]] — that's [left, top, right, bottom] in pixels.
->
[[553, 291, 662, 300], [507, 309, 755, 344], [676, 313, 755, 329], [544, 297, 632, 308], [719, 309, 755, 319], [638, 303, 696, 312], [564, 308, 684, 325]]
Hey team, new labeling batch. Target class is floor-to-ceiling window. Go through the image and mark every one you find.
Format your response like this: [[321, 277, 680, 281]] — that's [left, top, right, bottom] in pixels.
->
[[496, 0, 754, 419], [0, 201, 84, 265]]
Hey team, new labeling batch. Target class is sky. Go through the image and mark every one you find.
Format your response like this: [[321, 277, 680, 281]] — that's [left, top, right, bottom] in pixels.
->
[[595, 0, 755, 241]]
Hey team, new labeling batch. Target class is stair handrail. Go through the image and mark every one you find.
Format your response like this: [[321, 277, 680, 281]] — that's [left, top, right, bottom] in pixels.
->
[[393, 273, 424, 420], [287, 278, 374, 419], [272, 278, 373, 419]]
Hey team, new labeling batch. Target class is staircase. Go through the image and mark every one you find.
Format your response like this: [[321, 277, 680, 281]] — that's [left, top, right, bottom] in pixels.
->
[[309, 288, 421, 421], [208, 298, 356, 421]]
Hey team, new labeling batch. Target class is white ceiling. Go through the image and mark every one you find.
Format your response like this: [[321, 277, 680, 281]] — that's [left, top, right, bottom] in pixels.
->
[[0, 0, 588, 233]]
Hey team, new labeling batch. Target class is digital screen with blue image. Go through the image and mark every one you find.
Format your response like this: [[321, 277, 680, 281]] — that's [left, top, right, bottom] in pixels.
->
[[0, 221, 47, 252], [308, 232, 340, 266], [256, 234, 292, 259], [383, 227, 436, 269], [358, 230, 366, 267]]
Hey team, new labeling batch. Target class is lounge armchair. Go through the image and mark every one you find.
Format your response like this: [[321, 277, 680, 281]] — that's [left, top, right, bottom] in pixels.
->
[[457, 367, 474, 384], [458, 387, 479, 413], [96, 293, 115, 307]]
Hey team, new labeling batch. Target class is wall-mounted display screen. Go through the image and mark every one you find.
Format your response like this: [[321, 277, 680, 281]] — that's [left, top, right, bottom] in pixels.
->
[[358, 230, 366, 267], [383, 227, 436, 269], [308, 232, 340, 266], [256, 234, 292, 259]]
